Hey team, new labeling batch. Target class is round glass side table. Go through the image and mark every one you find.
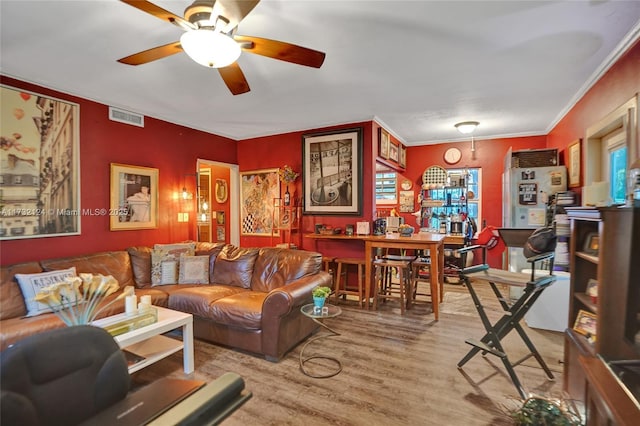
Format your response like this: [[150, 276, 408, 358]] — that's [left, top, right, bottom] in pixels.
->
[[299, 303, 343, 378]]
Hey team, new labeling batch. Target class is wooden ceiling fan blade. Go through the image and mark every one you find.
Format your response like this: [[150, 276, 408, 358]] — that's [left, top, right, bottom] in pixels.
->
[[217, 63, 251, 95], [118, 41, 183, 65], [234, 35, 325, 68], [211, 0, 260, 33], [120, 0, 194, 30]]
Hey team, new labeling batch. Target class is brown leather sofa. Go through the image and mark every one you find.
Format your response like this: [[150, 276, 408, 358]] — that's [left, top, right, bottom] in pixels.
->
[[0, 243, 331, 361]]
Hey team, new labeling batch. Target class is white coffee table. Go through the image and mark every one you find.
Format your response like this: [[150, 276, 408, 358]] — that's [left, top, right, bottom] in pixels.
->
[[93, 306, 194, 375]]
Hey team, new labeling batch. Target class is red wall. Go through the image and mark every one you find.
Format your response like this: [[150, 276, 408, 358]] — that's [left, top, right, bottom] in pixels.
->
[[1, 76, 237, 265], [548, 39, 640, 187]]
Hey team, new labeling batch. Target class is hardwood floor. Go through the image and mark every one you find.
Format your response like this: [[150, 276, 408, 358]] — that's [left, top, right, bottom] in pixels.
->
[[132, 284, 565, 425]]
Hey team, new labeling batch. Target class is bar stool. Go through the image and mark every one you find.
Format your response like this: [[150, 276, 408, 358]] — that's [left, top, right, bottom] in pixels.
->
[[322, 256, 336, 290], [334, 257, 366, 308], [411, 257, 440, 320], [372, 258, 412, 314]]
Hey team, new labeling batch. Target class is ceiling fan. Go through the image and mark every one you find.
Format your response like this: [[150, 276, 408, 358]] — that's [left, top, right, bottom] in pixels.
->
[[117, 0, 326, 95]]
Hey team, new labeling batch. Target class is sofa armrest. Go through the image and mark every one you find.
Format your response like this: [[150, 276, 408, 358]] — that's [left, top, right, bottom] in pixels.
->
[[262, 271, 332, 319]]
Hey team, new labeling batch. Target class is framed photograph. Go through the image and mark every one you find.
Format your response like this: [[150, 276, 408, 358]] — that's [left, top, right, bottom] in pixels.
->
[[389, 142, 399, 162], [240, 168, 279, 235], [567, 139, 581, 188], [302, 127, 363, 215], [378, 128, 390, 159], [573, 309, 597, 337], [110, 163, 158, 231], [1, 85, 81, 240], [399, 145, 406, 168], [583, 232, 599, 255]]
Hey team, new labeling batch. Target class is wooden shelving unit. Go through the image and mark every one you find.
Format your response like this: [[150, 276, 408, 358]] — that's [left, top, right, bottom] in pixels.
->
[[271, 198, 301, 249], [563, 206, 640, 425]]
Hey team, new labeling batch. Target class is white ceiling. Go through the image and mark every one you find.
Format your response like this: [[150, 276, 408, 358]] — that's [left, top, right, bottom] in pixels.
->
[[2, 1, 640, 146]]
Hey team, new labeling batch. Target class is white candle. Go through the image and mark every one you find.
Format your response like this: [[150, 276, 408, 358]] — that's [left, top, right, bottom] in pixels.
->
[[125, 295, 137, 315], [140, 295, 152, 305]]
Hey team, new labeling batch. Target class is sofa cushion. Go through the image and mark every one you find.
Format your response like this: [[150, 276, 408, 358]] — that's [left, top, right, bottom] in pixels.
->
[[15, 267, 78, 317], [250, 248, 322, 292], [126, 246, 152, 288], [167, 285, 247, 318], [208, 292, 267, 329], [40, 251, 135, 289], [178, 255, 209, 284], [0, 262, 43, 321], [211, 247, 259, 289]]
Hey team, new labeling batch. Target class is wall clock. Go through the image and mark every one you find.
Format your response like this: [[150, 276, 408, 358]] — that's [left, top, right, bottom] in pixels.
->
[[444, 147, 462, 165], [401, 179, 412, 190]]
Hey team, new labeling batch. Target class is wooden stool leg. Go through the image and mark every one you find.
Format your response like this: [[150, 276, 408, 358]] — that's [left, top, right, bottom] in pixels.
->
[[335, 262, 344, 303], [357, 264, 364, 308]]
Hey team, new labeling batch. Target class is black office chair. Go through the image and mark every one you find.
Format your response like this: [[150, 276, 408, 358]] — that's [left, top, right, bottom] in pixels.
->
[[1, 325, 130, 426], [456, 227, 557, 399]]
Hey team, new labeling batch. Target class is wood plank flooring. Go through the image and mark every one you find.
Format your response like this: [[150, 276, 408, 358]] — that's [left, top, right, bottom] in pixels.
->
[[132, 284, 566, 425]]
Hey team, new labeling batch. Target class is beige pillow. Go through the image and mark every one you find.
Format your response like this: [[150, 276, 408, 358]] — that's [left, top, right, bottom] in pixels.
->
[[178, 255, 210, 284], [151, 243, 195, 285]]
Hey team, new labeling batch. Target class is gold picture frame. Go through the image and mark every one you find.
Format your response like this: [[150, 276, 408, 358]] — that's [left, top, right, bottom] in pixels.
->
[[240, 168, 279, 235], [567, 139, 581, 188], [573, 309, 597, 337], [109, 163, 159, 231], [379, 128, 390, 159]]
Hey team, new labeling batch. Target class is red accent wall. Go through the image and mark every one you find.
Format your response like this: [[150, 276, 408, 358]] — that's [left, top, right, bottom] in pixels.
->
[[548, 38, 640, 192], [1, 76, 237, 265]]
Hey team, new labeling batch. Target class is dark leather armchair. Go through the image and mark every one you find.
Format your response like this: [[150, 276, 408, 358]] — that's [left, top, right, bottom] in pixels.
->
[[1, 325, 130, 426]]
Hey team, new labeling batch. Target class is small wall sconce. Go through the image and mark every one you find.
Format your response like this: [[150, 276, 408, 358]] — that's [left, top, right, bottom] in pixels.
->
[[182, 187, 194, 200]]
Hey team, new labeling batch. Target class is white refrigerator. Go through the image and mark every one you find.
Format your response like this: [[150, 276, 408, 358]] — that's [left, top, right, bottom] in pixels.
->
[[502, 164, 567, 272]]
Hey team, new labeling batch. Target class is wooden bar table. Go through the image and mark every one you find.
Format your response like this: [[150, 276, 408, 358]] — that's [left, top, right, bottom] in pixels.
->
[[305, 232, 446, 319]]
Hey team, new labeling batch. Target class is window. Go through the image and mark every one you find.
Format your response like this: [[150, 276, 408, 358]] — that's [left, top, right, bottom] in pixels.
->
[[422, 168, 482, 229], [605, 131, 627, 204], [376, 171, 397, 204]]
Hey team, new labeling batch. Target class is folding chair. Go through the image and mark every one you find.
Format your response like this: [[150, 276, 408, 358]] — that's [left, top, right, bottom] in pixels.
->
[[456, 228, 556, 399]]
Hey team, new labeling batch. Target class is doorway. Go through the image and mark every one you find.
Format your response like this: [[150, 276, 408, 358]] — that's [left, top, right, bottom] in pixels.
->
[[196, 159, 240, 246]]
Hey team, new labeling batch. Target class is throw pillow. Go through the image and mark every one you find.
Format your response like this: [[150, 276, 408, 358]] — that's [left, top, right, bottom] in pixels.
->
[[178, 255, 210, 284], [15, 267, 77, 317], [126, 246, 152, 288], [151, 243, 195, 286], [523, 227, 557, 258]]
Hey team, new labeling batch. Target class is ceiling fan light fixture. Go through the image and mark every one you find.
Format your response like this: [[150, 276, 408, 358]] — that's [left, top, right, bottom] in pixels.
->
[[454, 121, 480, 135], [180, 30, 241, 68]]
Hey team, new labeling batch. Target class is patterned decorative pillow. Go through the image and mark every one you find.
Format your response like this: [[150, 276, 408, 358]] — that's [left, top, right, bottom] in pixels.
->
[[178, 255, 210, 284], [15, 267, 77, 317], [151, 243, 195, 286]]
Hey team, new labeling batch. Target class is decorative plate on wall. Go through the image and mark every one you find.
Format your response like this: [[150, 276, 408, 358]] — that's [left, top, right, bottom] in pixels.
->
[[422, 166, 447, 187], [215, 179, 228, 203]]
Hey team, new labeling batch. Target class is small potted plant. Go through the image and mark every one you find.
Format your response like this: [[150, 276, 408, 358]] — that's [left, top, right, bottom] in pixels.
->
[[312, 286, 332, 308]]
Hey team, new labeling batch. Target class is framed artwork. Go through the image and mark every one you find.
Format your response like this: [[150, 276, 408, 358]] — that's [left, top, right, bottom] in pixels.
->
[[302, 127, 363, 215], [389, 142, 399, 162], [109, 163, 158, 231], [216, 211, 225, 225], [378, 128, 390, 159], [583, 232, 599, 255], [217, 226, 226, 241], [0, 85, 81, 240], [215, 178, 228, 203], [399, 145, 407, 168], [240, 168, 279, 235], [573, 309, 597, 337], [568, 139, 581, 188]]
